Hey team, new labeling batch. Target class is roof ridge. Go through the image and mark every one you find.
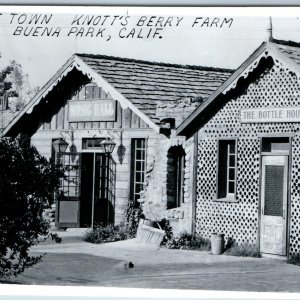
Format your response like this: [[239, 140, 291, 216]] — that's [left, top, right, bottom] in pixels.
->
[[75, 53, 233, 74], [272, 38, 300, 48]]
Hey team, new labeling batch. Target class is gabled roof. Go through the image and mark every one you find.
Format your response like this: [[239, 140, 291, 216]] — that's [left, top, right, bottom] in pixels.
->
[[3, 54, 232, 136], [177, 39, 300, 137], [74, 54, 232, 124]]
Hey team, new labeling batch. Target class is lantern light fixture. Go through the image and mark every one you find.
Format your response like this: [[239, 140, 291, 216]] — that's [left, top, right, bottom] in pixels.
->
[[52, 138, 69, 153], [100, 139, 116, 154]]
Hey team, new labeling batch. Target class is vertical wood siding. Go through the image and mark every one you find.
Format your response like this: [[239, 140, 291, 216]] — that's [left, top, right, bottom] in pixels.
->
[[42, 85, 150, 131]]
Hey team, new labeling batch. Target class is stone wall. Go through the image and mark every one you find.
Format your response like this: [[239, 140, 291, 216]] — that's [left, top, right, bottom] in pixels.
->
[[140, 130, 195, 235]]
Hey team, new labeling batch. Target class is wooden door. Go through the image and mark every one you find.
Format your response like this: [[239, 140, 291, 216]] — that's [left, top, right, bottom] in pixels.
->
[[260, 155, 288, 256], [56, 152, 81, 228]]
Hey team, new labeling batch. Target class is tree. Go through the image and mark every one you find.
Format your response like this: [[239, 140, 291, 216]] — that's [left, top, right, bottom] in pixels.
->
[[0, 137, 62, 278], [0, 64, 18, 107], [0, 60, 39, 112], [6, 60, 40, 112]]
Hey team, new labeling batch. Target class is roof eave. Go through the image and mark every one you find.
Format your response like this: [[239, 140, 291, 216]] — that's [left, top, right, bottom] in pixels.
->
[[3, 54, 162, 137], [176, 41, 269, 137], [2, 55, 77, 137]]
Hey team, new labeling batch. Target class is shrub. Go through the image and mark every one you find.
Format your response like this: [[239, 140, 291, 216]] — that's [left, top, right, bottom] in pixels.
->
[[160, 221, 211, 251], [84, 199, 144, 244], [0, 137, 62, 278], [163, 233, 211, 250], [225, 242, 261, 258], [124, 199, 143, 238], [288, 253, 300, 266], [160, 219, 174, 246], [83, 223, 129, 244]]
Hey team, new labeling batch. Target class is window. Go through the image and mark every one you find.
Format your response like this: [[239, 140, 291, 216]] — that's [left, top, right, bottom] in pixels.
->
[[167, 146, 185, 209], [82, 138, 105, 149], [217, 140, 237, 199], [130, 138, 147, 207], [58, 153, 81, 199], [261, 137, 289, 153]]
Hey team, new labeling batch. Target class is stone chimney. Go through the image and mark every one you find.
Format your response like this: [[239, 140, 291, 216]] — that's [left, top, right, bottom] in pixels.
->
[[156, 96, 204, 127]]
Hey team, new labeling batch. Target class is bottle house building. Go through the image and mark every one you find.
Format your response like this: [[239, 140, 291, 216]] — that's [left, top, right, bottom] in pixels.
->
[[177, 39, 300, 258]]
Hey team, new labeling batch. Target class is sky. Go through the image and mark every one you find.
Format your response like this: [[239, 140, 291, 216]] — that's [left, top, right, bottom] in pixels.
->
[[1, 7, 300, 89]]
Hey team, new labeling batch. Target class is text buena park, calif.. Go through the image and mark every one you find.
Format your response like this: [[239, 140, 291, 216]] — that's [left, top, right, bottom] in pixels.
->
[[6, 13, 234, 40]]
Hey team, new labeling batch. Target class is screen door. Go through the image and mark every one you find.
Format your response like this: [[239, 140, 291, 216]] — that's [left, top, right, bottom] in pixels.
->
[[260, 155, 288, 256]]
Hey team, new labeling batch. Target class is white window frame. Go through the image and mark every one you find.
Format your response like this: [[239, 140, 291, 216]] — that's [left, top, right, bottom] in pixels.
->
[[130, 138, 147, 206], [215, 138, 238, 203]]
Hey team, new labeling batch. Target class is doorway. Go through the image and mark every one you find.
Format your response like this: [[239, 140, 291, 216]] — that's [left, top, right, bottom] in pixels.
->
[[80, 153, 94, 227], [56, 152, 116, 228], [80, 152, 116, 227], [260, 137, 289, 256]]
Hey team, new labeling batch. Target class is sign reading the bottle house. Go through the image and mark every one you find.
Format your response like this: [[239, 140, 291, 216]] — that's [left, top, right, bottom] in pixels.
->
[[68, 100, 116, 122], [241, 107, 300, 123]]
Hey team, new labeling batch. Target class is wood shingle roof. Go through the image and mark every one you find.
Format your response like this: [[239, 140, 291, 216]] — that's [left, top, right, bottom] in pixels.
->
[[76, 54, 233, 124], [3, 53, 233, 136]]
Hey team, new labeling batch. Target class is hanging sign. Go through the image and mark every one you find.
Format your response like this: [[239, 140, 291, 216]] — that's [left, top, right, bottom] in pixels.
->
[[241, 107, 300, 123], [68, 100, 116, 122]]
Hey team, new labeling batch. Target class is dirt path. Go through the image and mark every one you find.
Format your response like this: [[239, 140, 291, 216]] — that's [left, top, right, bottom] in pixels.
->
[[4, 236, 300, 292]]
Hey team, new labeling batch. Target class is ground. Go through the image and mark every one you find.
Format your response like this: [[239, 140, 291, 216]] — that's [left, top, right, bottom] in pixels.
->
[[3, 229, 300, 292]]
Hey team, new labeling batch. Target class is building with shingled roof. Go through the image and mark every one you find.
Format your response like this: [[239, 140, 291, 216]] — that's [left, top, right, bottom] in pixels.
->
[[176, 39, 300, 258], [2, 54, 232, 231]]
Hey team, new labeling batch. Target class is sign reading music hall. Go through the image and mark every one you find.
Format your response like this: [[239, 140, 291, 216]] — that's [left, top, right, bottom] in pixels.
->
[[241, 107, 300, 123], [68, 100, 116, 122]]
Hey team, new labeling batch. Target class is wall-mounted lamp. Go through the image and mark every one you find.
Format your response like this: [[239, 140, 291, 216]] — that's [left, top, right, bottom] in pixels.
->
[[52, 138, 69, 153], [100, 139, 116, 154], [98, 128, 126, 163], [53, 126, 78, 162]]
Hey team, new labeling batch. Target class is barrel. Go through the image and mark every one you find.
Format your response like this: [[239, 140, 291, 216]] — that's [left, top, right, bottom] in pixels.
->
[[211, 233, 225, 255]]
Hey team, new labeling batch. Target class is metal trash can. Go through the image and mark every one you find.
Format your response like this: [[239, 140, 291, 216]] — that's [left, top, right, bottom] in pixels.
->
[[211, 233, 225, 255]]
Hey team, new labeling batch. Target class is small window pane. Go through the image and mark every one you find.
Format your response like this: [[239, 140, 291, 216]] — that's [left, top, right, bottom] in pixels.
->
[[135, 183, 143, 194], [136, 139, 144, 149], [229, 168, 235, 180], [229, 155, 235, 167], [94, 139, 102, 147], [228, 181, 235, 193], [229, 143, 235, 154], [262, 137, 289, 152], [136, 161, 144, 172], [136, 172, 142, 183], [136, 149, 145, 160]]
